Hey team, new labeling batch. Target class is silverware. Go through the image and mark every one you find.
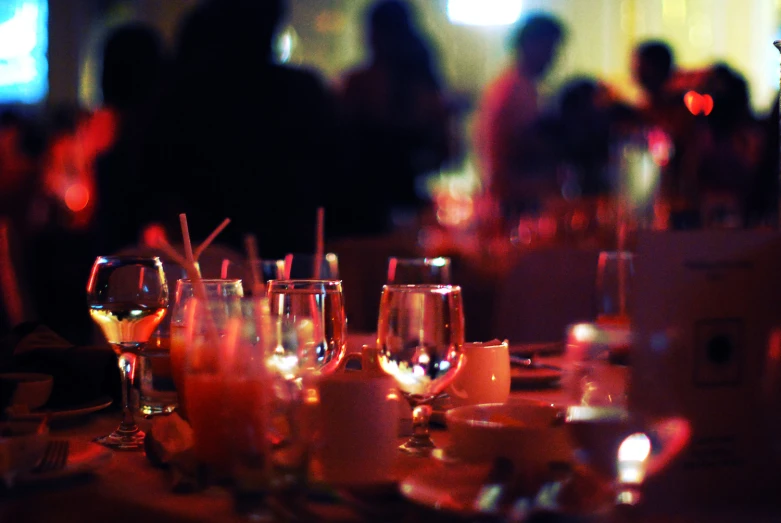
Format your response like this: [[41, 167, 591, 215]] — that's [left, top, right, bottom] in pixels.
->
[[33, 439, 69, 474]]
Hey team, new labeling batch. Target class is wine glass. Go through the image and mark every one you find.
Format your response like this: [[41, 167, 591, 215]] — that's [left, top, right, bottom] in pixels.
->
[[87, 255, 168, 450], [266, 279, 347, 375], [377, 284, 465, 455], [386, 257, 451, 284]]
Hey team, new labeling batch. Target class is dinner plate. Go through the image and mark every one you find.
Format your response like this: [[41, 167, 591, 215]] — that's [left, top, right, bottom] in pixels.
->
[[18, 439, 112, 483], [6, 396, 113, 421]]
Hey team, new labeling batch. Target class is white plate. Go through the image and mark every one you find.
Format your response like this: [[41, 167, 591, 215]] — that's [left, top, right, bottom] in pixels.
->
[[6, 396, 113, 421], [18, 439, 112, 483]]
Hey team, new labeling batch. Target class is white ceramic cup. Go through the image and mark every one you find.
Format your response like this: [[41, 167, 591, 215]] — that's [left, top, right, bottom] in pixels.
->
[[316, 348, 399, 486], [446, 340, 511, 408]]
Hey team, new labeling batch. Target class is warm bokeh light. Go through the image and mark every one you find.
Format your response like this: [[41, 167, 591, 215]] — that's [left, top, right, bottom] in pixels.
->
[[683, 90, 714, 116], [447, 0, 523, 26], [618, 432, 652, 484], [142, 224, 168, 248], [64, 183, 90, 212]]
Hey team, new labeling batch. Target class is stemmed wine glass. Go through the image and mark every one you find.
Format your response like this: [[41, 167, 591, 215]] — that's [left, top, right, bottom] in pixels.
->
[[87, 255, 168, 450], [377, 284, 465, 455]]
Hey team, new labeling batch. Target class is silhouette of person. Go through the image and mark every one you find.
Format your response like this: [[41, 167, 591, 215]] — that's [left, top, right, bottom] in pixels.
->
[[90, 23, 166, 254], [475, 13, 566, 221], [336, 0, 451, 236], [630, 40, 695, 212], [139, 0, 338, 258]]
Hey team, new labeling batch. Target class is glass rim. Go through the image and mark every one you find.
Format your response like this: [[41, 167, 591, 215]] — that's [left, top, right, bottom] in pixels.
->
[[382, 283, 461, 292], [268, 279, 342, 287], [96, 255, 163, 265], [176, 278, 243, 285], [388, 256, 451, 266], [598, 251, 634, 259]]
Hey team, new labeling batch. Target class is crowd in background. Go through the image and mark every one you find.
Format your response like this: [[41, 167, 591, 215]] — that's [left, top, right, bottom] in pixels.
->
[[0, 0, 779, 343]]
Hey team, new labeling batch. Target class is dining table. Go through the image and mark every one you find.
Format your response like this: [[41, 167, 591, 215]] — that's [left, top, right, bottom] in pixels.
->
[[1, 336, 779, 523]]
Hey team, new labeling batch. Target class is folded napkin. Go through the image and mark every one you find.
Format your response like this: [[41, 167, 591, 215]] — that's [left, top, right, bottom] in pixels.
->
[[0, 322, 120, 412]]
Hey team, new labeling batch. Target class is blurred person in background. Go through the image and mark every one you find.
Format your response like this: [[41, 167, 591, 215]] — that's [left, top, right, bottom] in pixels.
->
[[0, 111, 43, 233], [682, 63, 763, 228], [630, 40, 697, 223], [474, 13, 566, 227], [93, 22, 167, 254], [138, 0, 338, 258], [335, 0, 452, 238]]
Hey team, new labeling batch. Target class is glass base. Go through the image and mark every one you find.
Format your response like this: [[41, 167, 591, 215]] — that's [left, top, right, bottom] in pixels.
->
[[94, 426, 146, 450], [398, 435, 436, 457]]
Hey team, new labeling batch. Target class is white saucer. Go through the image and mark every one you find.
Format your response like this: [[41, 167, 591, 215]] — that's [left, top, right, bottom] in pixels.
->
[[18, 439, 112, 483]]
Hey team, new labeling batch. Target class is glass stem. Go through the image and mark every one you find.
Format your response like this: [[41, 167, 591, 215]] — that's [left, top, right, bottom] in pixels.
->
[[117, 351, 138, 433], [409, 404, 434, 448]]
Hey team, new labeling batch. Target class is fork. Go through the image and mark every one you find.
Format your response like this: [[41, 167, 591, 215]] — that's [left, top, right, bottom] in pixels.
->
[[33, 440, 69, 474]]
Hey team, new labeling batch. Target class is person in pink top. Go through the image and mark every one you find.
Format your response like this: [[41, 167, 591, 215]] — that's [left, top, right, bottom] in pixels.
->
[[475, 13, 566, 224]]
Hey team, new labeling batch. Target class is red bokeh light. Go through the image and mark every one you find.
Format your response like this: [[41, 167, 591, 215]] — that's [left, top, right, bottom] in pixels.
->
[[64, 183, 90, 212]]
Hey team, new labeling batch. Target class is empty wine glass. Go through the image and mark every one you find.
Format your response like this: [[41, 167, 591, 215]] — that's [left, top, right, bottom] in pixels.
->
[[87, 255, 168, 450], [377, 284, 465, 455], [387, 257, 451, 284]]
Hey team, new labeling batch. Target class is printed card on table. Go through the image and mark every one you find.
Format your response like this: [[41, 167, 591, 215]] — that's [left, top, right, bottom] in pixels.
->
[[630, 230, 781, 508]]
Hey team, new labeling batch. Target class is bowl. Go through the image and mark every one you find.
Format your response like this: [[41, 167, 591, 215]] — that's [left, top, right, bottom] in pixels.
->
[[0, 373, 54, 410], [0, 420, 50, 486], [445, 398, 574, 478]]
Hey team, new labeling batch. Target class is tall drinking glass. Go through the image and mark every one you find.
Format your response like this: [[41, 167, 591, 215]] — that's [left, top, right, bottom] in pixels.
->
[[87, 256, 168, 450], [179, 284, 244, 475], [170, 279, 244, 419], [387, 257, 451, 284], [377, 284, 465, 455], [264, 280, 346, 501], [596, 251, 634, 326]]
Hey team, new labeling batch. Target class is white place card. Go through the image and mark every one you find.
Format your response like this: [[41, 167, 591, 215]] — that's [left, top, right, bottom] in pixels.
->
[[630, 230, 781, 509]]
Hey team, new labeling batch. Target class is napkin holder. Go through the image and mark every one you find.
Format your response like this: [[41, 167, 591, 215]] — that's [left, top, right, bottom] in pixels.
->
[[630, 230, 781, 509]]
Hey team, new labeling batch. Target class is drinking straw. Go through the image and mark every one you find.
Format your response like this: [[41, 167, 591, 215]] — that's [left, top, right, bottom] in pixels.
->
[[220, 259, 229, 280], [179, 213, 219, 345], [151, 237, 189, 269], [314, 207, 325, 279], [179, 214, 197, 275], [0, 220, 23, 326], [244, 234, 263, 296], [194, 218, 231, 261]]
